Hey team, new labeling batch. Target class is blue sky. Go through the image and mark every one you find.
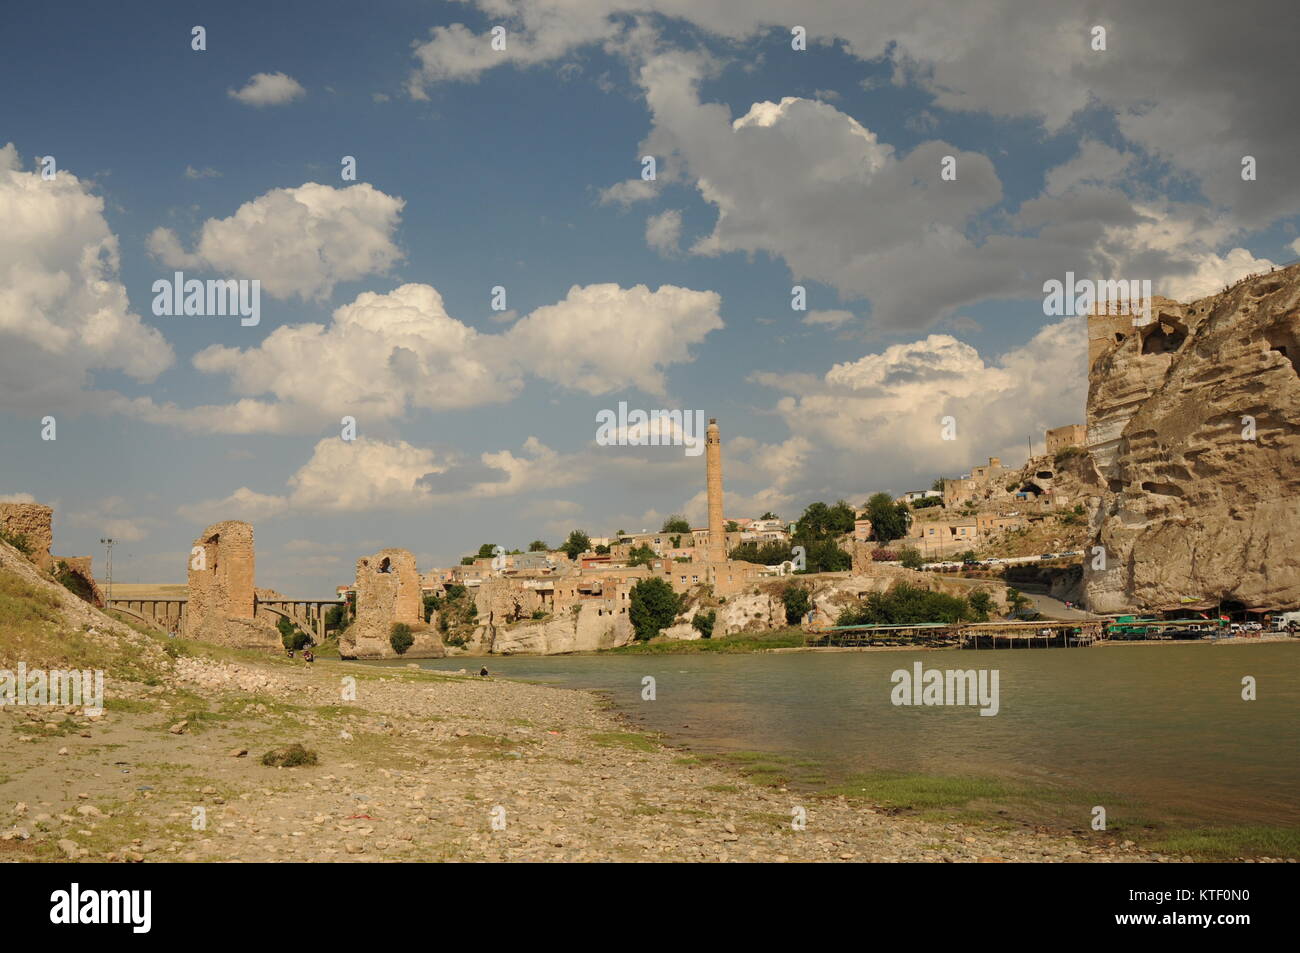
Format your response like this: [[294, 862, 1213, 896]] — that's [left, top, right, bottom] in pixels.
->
[[2, 0, 1297, 596]]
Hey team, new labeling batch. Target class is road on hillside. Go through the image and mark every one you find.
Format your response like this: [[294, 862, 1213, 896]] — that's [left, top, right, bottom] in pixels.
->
[[939, 574, 1095, 620]]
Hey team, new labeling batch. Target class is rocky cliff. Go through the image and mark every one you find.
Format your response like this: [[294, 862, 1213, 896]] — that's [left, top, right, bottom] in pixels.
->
[[1084, 266, 1300, 612], [467, 602, 633, 655]]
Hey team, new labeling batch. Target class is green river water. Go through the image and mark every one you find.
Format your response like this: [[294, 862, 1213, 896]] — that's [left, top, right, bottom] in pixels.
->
[[398, 642, 1299, 833]]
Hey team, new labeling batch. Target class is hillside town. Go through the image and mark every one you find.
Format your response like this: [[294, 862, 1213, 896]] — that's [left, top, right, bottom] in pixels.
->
[[6, 266, 1299, 660]]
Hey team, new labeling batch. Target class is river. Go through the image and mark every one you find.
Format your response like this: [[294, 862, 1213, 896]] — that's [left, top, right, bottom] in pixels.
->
[[402, 642, 1300, 830]]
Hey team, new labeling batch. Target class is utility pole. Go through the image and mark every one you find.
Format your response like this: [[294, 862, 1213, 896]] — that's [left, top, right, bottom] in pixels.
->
[[100, 538, 116, 604]]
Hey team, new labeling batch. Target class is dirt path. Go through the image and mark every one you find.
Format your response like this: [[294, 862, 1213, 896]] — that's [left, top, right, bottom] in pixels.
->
[[1, 653, 1174, 863]]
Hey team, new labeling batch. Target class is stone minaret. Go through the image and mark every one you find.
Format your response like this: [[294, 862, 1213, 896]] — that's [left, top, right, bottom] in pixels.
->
[[705, 418, 726, 563]]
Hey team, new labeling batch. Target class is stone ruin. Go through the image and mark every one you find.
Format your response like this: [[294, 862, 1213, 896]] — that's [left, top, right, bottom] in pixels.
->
[[339, 548, 444, 659], [0, 502, 54, 571], [0, 503, 103, 607], [53, 555, 104, 608], [184, 520, 280, 649]]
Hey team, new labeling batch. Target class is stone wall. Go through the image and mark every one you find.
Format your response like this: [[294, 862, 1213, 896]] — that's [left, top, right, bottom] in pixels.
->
[[1045, 424, 1087, 455], [184, 520, 279, 649], [340, 549, 444, 659], [1084, 267, 1300, 612], [0, 503, 53, 571]]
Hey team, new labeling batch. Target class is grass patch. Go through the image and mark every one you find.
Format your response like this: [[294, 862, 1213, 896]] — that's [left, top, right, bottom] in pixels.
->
[[820, 772, 1028, 810], [1145, 826, 1300, 860], [587, 731, 658, 752], [104, 697, 157, 714], [611, 628, 805, 654]]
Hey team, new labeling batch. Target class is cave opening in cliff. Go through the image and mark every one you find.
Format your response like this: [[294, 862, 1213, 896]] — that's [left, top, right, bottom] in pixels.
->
[[1141, 317, 1188, 355], [1265, 323, 1300, 377]]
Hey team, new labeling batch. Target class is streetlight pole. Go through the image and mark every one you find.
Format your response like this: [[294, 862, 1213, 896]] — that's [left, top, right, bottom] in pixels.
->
[[99, 538, 115, 604]]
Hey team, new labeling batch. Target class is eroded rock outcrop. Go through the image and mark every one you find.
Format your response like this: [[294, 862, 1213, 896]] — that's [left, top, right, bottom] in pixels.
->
[[469, 602, 633, 655], [1085, 267, 1300, 612]]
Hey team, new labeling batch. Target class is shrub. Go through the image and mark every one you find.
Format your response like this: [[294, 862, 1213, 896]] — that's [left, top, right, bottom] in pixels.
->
[[691, 609, 716, 639], [261, 743, 318, 768], [390, 622, 414, 655], [870, 548, 898, 561], [899, 546, 924, 569], [0, 529, 32, 555]]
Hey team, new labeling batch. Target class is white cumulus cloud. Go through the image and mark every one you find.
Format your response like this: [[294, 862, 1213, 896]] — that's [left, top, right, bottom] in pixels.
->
[[147, 182, 405, 301], [0, 143, 173, 414], [228, 72, 306, 107]]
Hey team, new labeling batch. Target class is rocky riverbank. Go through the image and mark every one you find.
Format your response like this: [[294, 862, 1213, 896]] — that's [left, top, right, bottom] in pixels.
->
[[0, 646, 1208, 863]]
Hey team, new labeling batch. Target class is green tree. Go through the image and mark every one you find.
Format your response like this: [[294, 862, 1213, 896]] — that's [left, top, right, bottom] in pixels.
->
[[277, 617, 310, 652], [476, 542, 497, 559], [931, 477, 946, 492], [627, 543, 656, 567], [595, 544, 610, 555], [661, 515, 691, 534], [759, 511, 777, 521], [968, 590, 995, 621], [325, 602, 352, 633], [794, 500, 855, 540], [528, 540, 549, 552], [629, 578, 681, 641], [899, 545, 924, 570], [729, 540, 795, 565], [865, 492, 910, 544], [837, 583, 970, 626], [787, 500, 854, 572], [561, 530, 590, 560], [725, 520, 740, 532], [692, 610, 716, 639], [389, 622, 414, 655], [802, 539, 851, 573], [781, 584, 812, 624]]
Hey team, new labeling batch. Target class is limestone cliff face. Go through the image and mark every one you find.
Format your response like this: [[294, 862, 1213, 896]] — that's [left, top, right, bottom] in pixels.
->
[[1084, 267, 1300, 612], [469, 602, 633, 655]]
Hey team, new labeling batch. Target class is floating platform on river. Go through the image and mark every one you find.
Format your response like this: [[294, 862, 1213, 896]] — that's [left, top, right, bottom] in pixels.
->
[[956, 620, 1104, 649], [802, 620, 1105, 649], [803, 622, 958, 648]]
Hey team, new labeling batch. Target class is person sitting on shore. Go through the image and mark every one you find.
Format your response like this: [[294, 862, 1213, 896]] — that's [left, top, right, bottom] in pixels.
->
[[286, 649, 295, 659], [302, 649, 315, 663], [479, 667, 489, 677]]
